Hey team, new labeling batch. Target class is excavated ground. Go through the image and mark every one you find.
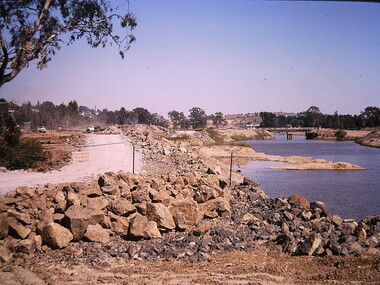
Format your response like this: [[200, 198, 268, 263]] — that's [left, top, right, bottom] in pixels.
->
[[0, 126, 379, 284]]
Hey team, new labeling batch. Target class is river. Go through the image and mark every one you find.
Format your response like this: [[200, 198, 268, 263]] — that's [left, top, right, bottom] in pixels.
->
[[238, 135, 380, 221]]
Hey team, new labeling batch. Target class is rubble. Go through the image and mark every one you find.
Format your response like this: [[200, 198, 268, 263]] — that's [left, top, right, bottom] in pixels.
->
[[0, 125, 378, 267]]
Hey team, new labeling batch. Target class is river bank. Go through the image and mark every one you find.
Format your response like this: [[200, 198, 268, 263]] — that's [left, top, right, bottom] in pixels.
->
[[314, 128, 380, 148], [198, 144, 364, 170]]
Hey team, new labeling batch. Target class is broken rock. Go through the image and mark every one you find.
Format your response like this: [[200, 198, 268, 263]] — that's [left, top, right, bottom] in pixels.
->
[[42, 223, 73, 249]]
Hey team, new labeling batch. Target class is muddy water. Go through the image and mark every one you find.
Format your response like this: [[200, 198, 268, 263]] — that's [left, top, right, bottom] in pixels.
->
[[239, 135, 380, 221]]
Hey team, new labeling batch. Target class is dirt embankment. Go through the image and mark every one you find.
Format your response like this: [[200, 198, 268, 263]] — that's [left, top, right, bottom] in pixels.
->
[[198, 145, 364, 170], [357, 129, 380, 148], [21, 131, 85, 171]]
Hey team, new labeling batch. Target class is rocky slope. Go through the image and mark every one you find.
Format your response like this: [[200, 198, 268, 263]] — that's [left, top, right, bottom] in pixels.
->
[[357, 129, 380, 148]]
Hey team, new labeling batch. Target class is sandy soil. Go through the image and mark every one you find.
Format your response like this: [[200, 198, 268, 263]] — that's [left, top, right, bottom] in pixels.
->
[[0, 134, 142, 195], [198, 145, 364, 170], [1, 248, 378, 285]]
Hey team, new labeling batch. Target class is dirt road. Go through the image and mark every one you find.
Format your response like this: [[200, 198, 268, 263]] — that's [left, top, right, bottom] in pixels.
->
[[0, 134, 142, 195]]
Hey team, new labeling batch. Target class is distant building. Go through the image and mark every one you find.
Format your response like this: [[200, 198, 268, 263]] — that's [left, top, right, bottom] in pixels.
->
[[225, 113, 262, 129]]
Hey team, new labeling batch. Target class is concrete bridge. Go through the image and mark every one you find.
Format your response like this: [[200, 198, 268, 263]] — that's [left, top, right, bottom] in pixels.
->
[[261, 127, 319, 140], [262, 127, 315, 132]]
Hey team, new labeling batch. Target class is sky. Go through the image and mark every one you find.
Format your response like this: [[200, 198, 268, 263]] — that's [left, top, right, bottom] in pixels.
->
[[1, 0, 380, 118]]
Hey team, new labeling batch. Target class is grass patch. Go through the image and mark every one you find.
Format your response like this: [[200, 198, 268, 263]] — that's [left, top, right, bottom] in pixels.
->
[[206, 129, 224, 144], [253, 131, 269, 140], [165, 135, 190, 141], [231, 131, 268, 141]]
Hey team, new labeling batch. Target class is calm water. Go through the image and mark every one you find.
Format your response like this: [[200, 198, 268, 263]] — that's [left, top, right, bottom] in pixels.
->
[[239, 135, 380, 221]]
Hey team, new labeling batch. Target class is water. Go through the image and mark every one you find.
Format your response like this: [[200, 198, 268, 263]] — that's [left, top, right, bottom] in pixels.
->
[[238, 135, 380, 221]]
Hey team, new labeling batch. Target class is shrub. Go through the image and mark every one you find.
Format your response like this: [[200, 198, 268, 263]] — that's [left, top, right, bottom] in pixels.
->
[[0, 138, 46, 169], [335, 130, 347, 141]]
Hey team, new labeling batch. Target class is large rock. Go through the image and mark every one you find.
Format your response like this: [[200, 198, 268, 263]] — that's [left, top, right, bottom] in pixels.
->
[[151, 190, 172, 206], [54, 191, 67, 212], [194, 185, 219, 203], [109, 212, 131, 235], [36, 208, 54, 234], [169, 199, 199, 230], [129, 213, 161, 239], [6, 209, 32, 225], [296, 234, 323, 256], [289, 194, 310, 209], [109, 198, 136, 216], [63, 205, 105, 240], [0, 213, 8, 239], [0, 244, 12, 263], [67, 192, 81, 207], [199, 197, 231, 219], [84, 224, 110, 243], [15, 186, 35, 198], [42, 223, 73, 249], [131, 187, 151, 203], [87, 197, 109, 210], [146, 203, 175, 230], [8, 217, 31, 239]]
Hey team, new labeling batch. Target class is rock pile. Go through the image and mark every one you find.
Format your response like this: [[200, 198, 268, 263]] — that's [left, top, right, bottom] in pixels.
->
[[1, 173, 378, 266], [0, 171, 231, 264]]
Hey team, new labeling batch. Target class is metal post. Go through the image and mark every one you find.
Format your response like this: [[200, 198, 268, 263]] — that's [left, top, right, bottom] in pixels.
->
[[132, 145, 135, 174], [229, 152, 233, 186]]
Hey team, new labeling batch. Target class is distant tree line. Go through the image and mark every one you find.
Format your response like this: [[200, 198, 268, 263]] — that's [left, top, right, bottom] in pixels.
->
[[168, 107, 226, 130], [0, 99, 169, 131], [1, 99, 379, 132], [259, 106, 380, 129]]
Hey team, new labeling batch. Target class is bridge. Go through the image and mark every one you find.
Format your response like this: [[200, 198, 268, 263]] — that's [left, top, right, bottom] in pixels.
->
[[261, 127, 319, 140], [262, 127, 315, 132]]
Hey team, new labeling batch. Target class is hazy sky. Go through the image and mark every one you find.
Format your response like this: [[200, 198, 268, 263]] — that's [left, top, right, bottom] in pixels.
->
[[1, 0, 380, 117]]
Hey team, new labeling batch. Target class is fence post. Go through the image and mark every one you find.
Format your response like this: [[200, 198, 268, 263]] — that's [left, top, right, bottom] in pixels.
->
[[229, 152, 233, 186], [132, 145, 135, 174]]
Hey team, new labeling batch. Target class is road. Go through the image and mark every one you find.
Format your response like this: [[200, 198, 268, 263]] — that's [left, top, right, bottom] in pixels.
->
[[0, 134, 142, 195]]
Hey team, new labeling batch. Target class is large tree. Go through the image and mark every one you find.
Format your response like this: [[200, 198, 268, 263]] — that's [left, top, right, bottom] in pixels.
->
[[188, 107, 207, 129], [209, 112, 226, 128], [0, 0, 137, 87], [168, 110, 189, 129], [361, 106, 380, 127]]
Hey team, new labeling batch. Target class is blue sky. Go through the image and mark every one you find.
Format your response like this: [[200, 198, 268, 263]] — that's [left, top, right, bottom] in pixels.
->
[[1, 0, 379, 117]]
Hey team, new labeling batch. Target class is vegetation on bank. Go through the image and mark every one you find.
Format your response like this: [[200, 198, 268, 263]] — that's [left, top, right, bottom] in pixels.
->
[[260, 106, 380, 130], [335, 130, 348, 141], [206, 129, 224, 144], [0, 117, 45, 169]]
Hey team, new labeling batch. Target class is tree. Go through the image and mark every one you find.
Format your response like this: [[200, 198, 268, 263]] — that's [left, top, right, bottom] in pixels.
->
[[168, 110, 188, 129], [133, 107, 153, 124], [259, 112, 277, 128], [304, 106, 323, 127], [361, 106, 380, 127], [0, 0, 137, 87], [188, 107, 207, 129], [209, 112, 226, 128]]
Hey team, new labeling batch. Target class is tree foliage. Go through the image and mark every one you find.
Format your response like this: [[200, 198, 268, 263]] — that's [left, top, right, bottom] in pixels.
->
[[209, 112, 226, 128], [0, 0, 137, 87], [168, 110, 189, 129], [360, 106, 380, 128], [0, 98, 169, 130], [188, 107, 207, 129], [258, 106, 379, 130]]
